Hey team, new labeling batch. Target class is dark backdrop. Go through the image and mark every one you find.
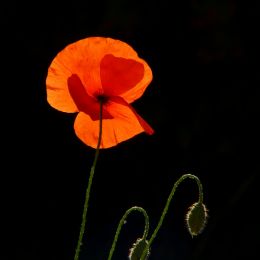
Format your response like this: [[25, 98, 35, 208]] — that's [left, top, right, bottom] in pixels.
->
[[2, 0, 259, 260]]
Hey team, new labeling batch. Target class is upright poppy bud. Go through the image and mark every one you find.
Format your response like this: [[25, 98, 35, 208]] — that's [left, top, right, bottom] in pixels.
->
[[129, 238, 150, 260], [186, 202, 208, 237]]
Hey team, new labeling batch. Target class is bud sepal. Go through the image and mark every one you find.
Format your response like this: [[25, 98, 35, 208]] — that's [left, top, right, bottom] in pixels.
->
[[129, 238, 150, 260], [186, 202, 208, 237]]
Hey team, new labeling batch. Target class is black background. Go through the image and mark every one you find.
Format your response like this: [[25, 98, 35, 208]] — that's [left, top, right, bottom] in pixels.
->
[[2, 0, 259, 259]]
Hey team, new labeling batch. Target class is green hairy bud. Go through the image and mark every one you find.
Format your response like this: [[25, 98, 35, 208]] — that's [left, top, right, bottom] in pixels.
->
[[186, 202, 208, 237], [129, 238, 150, 260]]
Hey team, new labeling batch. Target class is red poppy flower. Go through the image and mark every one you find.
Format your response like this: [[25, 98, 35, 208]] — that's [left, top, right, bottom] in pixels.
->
[[46, 37, 154, 148]]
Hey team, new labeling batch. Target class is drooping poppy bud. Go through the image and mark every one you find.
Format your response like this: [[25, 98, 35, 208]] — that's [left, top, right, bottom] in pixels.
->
[[129, 238, 150, 260], [186, 202, 208, 237]]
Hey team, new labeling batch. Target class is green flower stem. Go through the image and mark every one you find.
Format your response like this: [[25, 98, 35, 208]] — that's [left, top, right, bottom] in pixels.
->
[[140, 173, 203, 260], [74, 101, 103, 260], [107, 206, 150, 260]]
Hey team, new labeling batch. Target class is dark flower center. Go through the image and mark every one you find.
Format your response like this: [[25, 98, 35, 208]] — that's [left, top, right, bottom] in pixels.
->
[[96, 94, 109, 104]]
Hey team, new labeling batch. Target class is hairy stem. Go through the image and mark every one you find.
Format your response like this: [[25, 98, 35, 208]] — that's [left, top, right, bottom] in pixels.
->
[[140, 173, 203, 260], [108, 206, 149, 260]]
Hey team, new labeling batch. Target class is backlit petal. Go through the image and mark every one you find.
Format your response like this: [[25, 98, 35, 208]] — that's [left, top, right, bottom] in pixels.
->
[[68, 74, 113, 120], [100, 54, 144, 96], [118, 58, 152, 104], [74, 97, 154, 148], [46, 37, 153, 113], [46, 58, 78, 112]]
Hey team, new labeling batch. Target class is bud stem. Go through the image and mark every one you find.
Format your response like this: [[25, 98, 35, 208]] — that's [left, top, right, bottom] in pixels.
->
[[107, 206, 150, 260], [140, 173, 204, 260]]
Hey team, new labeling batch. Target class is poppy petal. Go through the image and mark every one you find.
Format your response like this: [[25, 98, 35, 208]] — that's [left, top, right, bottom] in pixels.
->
[[107, 96, 154, 135], [100, 54, 144, 96], [46, 59, 78, 112], [118, 58, 152, 104], [46, 37, 153, 112], [129, 107, 154, 135], [68, 74, 113, 120], [74, 97, 154, 148]]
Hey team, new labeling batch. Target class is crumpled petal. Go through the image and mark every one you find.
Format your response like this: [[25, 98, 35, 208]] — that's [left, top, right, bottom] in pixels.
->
[[74, 96, 154, 148]]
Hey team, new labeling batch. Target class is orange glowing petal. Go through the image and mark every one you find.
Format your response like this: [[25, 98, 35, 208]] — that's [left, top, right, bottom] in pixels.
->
[[46, 57, 78, 113], [74, 97, 154, 148], [68, 74, 113, 120], [100, 54, 144, 96], [46, 37, 153, 112]]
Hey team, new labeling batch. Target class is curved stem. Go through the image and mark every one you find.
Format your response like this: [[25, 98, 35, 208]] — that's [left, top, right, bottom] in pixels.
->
[[140, 173, 203, 260], [107, 206, 149, 260], [74, 101, 103, 260]]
